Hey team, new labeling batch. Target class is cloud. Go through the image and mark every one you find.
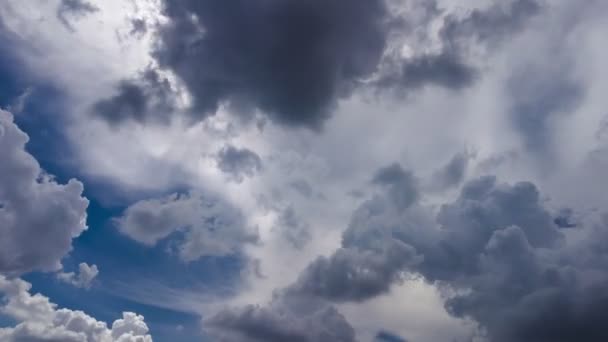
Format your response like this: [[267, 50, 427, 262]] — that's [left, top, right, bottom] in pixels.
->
[[57, 262, 99, 289], [151, 0, 389, 129], [204, 293, 356, 342], [289, 241, 420, 303], [57, 0, 99, 32], [428, 151, 473, 191], [374, 331, 408, 342], [307, 164, 608, 341], [0, 110, 89, 275], [216, 145, 263, 183], [0, 275, 152, 342], [115, 190, 258, 261], [93, 70, 176, 125], [273, 207, 311, 249]]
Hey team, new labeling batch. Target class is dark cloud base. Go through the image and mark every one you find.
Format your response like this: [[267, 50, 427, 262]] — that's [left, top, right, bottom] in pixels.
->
[[93, 0, 542, 129]]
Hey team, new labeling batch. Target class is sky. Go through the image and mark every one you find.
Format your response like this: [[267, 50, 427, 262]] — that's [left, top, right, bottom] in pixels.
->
[[0, 0, 608, 341]]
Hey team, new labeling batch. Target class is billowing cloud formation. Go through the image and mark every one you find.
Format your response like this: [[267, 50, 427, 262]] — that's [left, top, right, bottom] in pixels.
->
[[301, 163, 608, 341], [0, 275, 152, 341], [0, 110, 89, 275], [208, 159, 608, 341], [205, 294, 356, 342], [216, 145, 262, 183], [92, 0, 544, 129], [57, 262, 99, 289], [153, 0, 389, 128], [115, 191, 258, 261]]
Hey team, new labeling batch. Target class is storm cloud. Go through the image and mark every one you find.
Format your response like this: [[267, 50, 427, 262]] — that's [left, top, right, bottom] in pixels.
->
[[92, 0, 545, 129]]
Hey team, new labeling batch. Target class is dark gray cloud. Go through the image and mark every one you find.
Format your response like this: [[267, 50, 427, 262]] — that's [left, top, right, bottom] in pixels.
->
[[553, 208, 578, 228], [129, 18, 148, 37], [289, 240, 420, 303], [153, 0, 390, 129], [205, 294, 356, 342], [92, 0, 545, 129], [372, 163, 419, 210], [286, 164, 422, 302], [206, 160, 608, 340], [375, 331, 408, 342], [93, 69, 175, 125], [377, 0, 542, 94], [216, 145, 262, 183], [315, 164, 608, 341], [0, 110, 89, 275], [57, 0, 99, 32], [378, 51, 476, 92], [429, 151, 472, 191]]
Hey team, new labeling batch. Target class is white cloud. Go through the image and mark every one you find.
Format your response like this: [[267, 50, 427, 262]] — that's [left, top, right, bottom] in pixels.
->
[[0, 275, 153, 342], [0, 110, 89, 275], [57, 263, 100, 289]]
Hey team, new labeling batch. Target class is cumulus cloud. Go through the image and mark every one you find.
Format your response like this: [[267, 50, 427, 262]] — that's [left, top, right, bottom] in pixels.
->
[[0, 275, 152, 342], [57, 262, 99, 289], [298, 163, 608, 341], [93, 0, 544, 129], [151, 0, 389, 129], [115, 190, 258, 261], [0, 110, 89, 275], [205, 294, 356, 342]]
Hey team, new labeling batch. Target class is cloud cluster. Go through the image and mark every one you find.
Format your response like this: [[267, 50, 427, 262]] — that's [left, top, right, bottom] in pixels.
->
[[0, 110, 89, 275], [0, 275, 152, 342], [115, 190, 258, 261], [205, 161, 608, 341], [93, 0, 543, 129], [205, 294, 356, 342], [57, 262, 100, 289]]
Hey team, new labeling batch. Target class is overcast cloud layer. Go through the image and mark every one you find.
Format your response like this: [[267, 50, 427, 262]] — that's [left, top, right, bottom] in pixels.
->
[[1, 0, 608, 341]]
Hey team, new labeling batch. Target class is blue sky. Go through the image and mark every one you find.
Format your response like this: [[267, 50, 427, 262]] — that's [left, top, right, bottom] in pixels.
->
[[1, 1, 608, 342]]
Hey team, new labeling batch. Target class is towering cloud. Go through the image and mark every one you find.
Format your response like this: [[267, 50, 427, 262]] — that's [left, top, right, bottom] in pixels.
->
[[0, 110, 89, 275]]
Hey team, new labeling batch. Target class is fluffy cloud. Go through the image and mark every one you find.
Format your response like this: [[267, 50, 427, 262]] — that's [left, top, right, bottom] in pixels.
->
[[57, 263, 99, 289], [0, 275, 152, 342], [115, 190, 258, 261], [0, 110, 89, 275]]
